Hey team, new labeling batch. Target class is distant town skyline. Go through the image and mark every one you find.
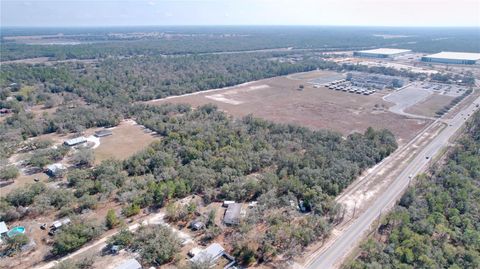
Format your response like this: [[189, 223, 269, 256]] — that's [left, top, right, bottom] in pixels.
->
[[2, 0, 480, 27]]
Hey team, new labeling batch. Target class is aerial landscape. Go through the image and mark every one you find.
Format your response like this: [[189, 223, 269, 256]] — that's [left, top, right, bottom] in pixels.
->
[[0, 1, 479, 269]]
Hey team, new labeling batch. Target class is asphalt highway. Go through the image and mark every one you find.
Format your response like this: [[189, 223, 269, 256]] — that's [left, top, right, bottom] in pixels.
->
[[306, 96, 480, 269]]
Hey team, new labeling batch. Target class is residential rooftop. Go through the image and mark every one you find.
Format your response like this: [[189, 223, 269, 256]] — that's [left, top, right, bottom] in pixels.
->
[[190, 243, 225, 264], [224, 203, 242, 225], [64, 136, 87, 146]]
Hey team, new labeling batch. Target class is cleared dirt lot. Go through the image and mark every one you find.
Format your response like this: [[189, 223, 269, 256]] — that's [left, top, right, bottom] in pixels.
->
[[90, 120, 158, 163], [405, 94, 455, 118], [148, 71, 430, 145]]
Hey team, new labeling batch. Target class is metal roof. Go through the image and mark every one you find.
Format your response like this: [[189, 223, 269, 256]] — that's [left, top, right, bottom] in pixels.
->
[[94, 129, 113, 137], [115, 259, 142, 269], [190, 243, 225, 264], [46, 163, 66, 172], [423, 51, 480, 61], [224, 203, 242, 225], [0, 222, 8, 234], [356, 48, 411, 55], [64, 136, 87, 146]]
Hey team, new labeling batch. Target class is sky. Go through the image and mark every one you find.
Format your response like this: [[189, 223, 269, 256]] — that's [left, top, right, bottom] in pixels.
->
[[2, 0, 480, 27]]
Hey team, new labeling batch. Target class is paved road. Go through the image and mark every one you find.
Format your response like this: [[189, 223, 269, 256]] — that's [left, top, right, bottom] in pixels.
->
[[306, 96, 480, 269], [383, 83, 438, 121]]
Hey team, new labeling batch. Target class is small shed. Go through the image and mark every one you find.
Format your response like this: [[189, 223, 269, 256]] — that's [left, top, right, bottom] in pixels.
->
[[224, 203, 242, 225], [0, 222, 8, 235], [64, 136, 87, 146], [190, 220, 205, 231], [115, 258, 142, 269], [94, 129, 113, 137], [190, 243, 225, 264], [45, 163, 66, 177]]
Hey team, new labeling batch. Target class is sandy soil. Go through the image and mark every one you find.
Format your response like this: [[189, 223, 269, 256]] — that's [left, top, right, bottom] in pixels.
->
[[405, 94, 455, 118], [91, 120, 158, 163], [148, 72, 430, 145]]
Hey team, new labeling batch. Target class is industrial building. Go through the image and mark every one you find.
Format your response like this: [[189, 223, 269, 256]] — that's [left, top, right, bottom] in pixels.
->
[[353, 48, 411, 58], [421, 52, 480, 65], [347, 72, 405, 89]]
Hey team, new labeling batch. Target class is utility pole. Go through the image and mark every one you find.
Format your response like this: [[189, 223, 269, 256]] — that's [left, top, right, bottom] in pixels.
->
[[352, 201, 357, 219]]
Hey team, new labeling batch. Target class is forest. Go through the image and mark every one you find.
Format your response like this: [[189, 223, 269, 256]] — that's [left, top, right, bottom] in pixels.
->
[[2, 49, 439, 162], [346, 111, 480, 269], [2, 27, 475, 266], [0, 103, 398, 264], [2, 26, 479, 61]]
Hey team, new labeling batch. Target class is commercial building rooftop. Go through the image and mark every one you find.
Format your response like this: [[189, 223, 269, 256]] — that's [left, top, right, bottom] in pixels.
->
[[423, 52, 480, 61], [355, 48, 411, 55]]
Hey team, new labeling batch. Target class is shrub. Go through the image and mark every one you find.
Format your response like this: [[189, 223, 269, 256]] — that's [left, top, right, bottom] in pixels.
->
[[122, 203, 140, 217], [51, 220, 102, 256], [0, 165, 19, 181], [105, 209, 120, 229]]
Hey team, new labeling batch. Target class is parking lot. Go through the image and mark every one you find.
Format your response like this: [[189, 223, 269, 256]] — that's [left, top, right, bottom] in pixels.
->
[[319, 79, 377, 95]]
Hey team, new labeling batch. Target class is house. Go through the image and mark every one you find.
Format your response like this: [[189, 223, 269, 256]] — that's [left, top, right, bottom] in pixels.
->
[[190, 243, 225, 265], [64, 136, 87, 146], [223, 203, 242, 225], [50, 218, 71, 230], [94, 129, 113, 137], [45, 163, 66, 177], [115, 258, 142, 269], [190, 220, 205, 231], [0, 222, 8, 236]]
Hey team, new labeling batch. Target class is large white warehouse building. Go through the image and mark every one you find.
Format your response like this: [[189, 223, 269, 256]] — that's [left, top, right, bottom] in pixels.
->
[[421, 52, 480, 65], [353, 48, 411, 58]]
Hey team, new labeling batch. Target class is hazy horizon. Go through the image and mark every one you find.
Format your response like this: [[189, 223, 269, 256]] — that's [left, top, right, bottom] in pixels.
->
[[2, 0, 480, 28]]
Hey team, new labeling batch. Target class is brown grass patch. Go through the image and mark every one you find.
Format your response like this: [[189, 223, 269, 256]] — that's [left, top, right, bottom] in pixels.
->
[[92, 120, 158, 163], [405, 94, 455, 118], [148, 72, 430, 145]]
